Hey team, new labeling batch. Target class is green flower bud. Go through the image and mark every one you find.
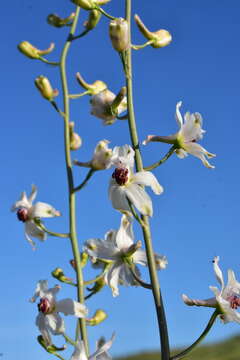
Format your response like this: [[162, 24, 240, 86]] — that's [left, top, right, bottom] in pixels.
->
[[18, 41, 55, 59], [109, 18, 129, 52], [84, 9, 102, 30], [47, 12, 75, 28], [51, 267, 73, 284], [134, 14, 172, 48], [87, 309, 107, 326], [76, 72, 107, 95], [35, 76, 59, 101], [69, 122, 82, 151], [37, 335, 66, 353]]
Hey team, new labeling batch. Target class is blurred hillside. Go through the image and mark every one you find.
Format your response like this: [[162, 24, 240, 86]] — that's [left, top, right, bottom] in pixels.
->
[[117, 335, 240, 360]]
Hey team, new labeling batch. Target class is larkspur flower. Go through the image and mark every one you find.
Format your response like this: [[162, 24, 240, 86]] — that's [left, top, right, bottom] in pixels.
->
[[71, 333, 115, 360], [11, 185, 61, 249], [74, 140, 113, 170], [182, 256, 240, 323], [143, 101, 216, 168], [84, 215, 167, 297], [109, 145, 163, 216], [30, 280, 88, 346]]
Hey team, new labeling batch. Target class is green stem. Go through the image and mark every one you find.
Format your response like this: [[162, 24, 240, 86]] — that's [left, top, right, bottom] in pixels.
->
[[71, 29, 90, 41], [34, 219, 69, 238], [63, 334, 77, 347], [59, 6, 89, 354], [84, 265, 110, 285], [144, 146, 176, 171], [68, 90, 90, 99], [131, 40, 153, 50], [54, 353, 65, 360], [95, 6, 116, 20], [170, 310, 219, 360], [39, 57, 60, 66], [124, 1, 170, 359], [73, 169, 96, 192], [129, 264, 152, 289]]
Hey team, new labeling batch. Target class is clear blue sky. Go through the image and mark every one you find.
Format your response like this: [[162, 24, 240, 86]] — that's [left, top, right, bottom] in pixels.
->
[[2, 0, 240, 359]]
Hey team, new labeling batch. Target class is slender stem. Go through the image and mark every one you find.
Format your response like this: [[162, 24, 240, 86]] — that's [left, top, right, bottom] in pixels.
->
[[71, 29, 90, 41], [124, 1, 170, 359], [34, 220, 69, 238], [54, 353, 65, 360], [131, 40, 153, 50], [84, 265, 110, 285], [73, 169, 95, 193], [68, 91, 90, 99], [129, 265, 152, 289], [170, 310, 219, 360], [144, 146, 176, 171], [126, 197, 145, 227], [59, 6, 89, 354], [95, 6, 116, 20], [39, 57, 60, 66], [63, 334, 77, 347]]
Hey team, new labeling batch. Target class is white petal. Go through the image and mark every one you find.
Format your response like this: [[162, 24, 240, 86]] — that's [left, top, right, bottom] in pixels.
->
[[212, 256, 224, 289], [115, 215, 134, 250], [216, 295, 240, 324], [25, 221, 46, 248], [84, 238, 119, 261], [133, 171, 163, 195], [71, 341, 88, 360], [36, 312, 52, 346], [11, 191, 31, 212], [56, 299, 88, 317], [175, 148, 188, 159], [182, 112, 204, 142], [175, 101, 183, 128], [45, 313, 65, 335], [132, 249, 147, 266], [125, 183, 153, 216], [29, 184, 38, 204], [89, 333, 115, 360], [30, 280, 48, 302], [29, 202, 61, 218], [226, 269, 240, 294], [111, 145, 135, 169], [105, 263, 121, 297], [119, 264, 136, 286], [109, 180, 131, 213], [182, 294, 217, 307], [183, 142, 215, 168]]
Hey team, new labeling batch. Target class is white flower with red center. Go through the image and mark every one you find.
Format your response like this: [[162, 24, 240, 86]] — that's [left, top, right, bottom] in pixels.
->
[[71, 333, 115, 360], [11, 185, 61, 249], [182, 256, 240, 323], [109, 145, 163, 216], [30, 280, 88, 346], [143, 102, 216, 169], [84, 215, 167, 297]]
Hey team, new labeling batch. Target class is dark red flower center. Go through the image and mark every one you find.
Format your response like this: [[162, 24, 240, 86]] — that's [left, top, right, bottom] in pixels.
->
[[112, 167, 129, 185], [227, 295, 240, 309], [38, 298, 51, 314], [17, 208, 29, 222]]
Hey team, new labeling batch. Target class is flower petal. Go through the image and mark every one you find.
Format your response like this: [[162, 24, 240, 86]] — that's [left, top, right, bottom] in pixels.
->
[[175, 101, 183, 128], [55, 299, 88, 317], [84, 237, 119, 261], [115, 215, 134, 250], [30, 280, 48, 302], [11, 191, 31, 212], [133, 171, 163, 195], [105, 262, 122, 297], [29, 202, 61, 218], [36, 312, 52, 346], [125, 183, 153, 216], [89, 333, 115, 360], [111, 145, 135, 169], [183, 142, 215, 169], [45, 313, 65, 335], [109, 180, 131, 214], [182, 294, 217, 307], [181, 112, 205, 142], [212, 256, 224, 289], [71, 341, 88, 360], [216, 295, 240, 323], [25, 221, 46, 249]]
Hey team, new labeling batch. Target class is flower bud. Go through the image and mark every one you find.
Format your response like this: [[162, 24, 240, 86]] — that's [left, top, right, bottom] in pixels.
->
[[47, 12, 75, 28], [76, 72, 107, 95], [37, 335, 66, 353], [86, 309, 107, 326], [84, 9, 102, 30], [69, 122, 82, 151], [71, 0, 111, 10], [70, 252, 89, 270], [51, 267, 73, 284], [35, 76, 59, 101], [109, 18, 129, 52], [18, 41, 55, 59], [134, 14, 172, 48]]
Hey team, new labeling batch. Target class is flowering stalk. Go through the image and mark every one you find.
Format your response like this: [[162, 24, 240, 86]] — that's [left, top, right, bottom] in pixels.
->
[[59, 6, 89, 353], [123, 1, 170, 359]]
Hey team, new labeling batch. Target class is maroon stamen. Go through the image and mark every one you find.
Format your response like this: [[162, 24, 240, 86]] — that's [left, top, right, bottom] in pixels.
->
[[112, 167, 129, 186], [17, 208, 29, 222], [38, 298, 51, 314], [227, 295, 240, 309]]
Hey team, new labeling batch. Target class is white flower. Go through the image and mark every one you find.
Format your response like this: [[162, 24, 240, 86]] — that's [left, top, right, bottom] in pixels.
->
[[90, 89, 127, 125], [30, 280, 88, 346], [109, 145, 163, 216], [143, 101, 216, 169], [71, 333, 115, 360], [84, 215, 167, 297], [182, 256, 240, 323], [74, 140, 113, 170], [11, 185, 61, 249]]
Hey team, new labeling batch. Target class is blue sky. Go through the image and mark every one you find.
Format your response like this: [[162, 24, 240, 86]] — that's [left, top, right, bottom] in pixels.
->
[[2, 0, 240, 359]]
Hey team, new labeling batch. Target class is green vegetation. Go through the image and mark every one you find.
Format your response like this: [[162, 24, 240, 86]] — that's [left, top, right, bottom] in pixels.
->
[[117, 335, 240, 360]]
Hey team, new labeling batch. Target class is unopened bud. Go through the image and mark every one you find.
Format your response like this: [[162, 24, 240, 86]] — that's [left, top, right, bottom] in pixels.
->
[[35, 76, 59, 101], [37, 335, 66, 353], [47, 12, 75, 28], [76, 72, 107, 95], [87, 309, 107, 326], [71, 0, 111, 10], [69, 122, 82, 151], [18, 41, 55, 59], [109, 18, 129, 52], [87, 277, 105, 293], [51, 267, 73, 284], [84, 9, 101, 30], [70, 252, 89, 270], [134, 15, 172, 48]]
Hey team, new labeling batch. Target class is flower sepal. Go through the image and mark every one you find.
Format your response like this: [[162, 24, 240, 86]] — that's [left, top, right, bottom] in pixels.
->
[[18, 41, 55, 59], [86, 309, 107, 326], [37, 335, 66, 354], [51, 268, 74, 285], [47, 13, 75, 28]]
